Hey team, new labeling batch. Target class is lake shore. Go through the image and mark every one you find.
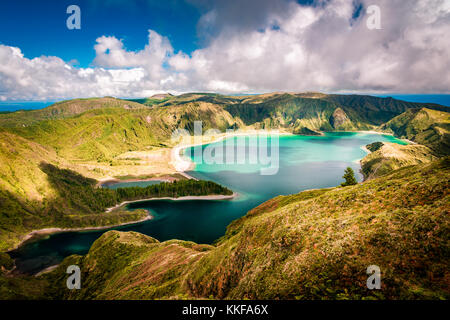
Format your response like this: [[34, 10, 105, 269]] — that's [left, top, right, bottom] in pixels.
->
[[357, 130, 385, 135], [105, 193, 238, 213], [360, 145, 371, 154], [171, 129, 410, 171], [96, 130, 405, 186], [96, 176, 174, 188], [356, 130, 415, 144], [11, 213, 153, 252], [12, 192, 238, 252]]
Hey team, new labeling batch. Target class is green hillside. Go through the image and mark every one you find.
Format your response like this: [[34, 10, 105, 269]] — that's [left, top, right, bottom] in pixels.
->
[[0, 97, 148, 128], [0, 162, 231, 251], [380, 108, 450, 156], [4, 100, 246, 162], [324, 95, 447, 125], [0, 162, 148, 251], [131, 92, 449, 133], [9, 158, 447, 300], [360, 142, 437, 180]]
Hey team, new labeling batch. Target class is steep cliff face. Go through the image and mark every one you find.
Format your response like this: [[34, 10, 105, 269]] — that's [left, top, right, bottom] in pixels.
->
[[330, 107, 352, 129], [36, 159, 450, 300]]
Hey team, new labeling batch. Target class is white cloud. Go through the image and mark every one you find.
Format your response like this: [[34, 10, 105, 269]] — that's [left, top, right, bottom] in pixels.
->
[[176, 0, 450, 94], [0, 0, 449, 100], [0, 44, 160, 100], [93, 30, 173, 82]]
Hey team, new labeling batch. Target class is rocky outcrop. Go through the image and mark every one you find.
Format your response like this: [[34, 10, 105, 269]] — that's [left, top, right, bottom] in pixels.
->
[[330, 107, 351, 129]]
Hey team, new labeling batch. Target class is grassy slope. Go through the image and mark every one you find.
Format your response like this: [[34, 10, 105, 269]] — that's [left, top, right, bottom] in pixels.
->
[[0, 97, 147, 127], [360, 142, 437, 180], [0, 130, 60, 201], [32, 158, 449, 300], [0, 162, 149, 251], [7, 108, 168, 161], [381, 108, 450, 156], [6, 101, 244, 162], [45, 232, 213, 300]]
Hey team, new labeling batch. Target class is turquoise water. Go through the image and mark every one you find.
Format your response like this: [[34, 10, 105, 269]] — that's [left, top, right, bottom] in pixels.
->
[[10, 132, 406, 274], [102, 180, 163, 189]]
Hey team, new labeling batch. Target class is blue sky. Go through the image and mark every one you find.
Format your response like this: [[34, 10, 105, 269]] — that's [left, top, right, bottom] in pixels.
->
[[0, 0, 201, 67], [0, 0, 449, 101], [0, 0, 318, 67]]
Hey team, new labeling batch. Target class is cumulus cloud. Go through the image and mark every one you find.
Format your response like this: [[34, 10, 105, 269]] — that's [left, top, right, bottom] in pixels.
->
[[0, 0, 449, 100], [93, 30, 173, 81], [177, 0, 450, 93], [0, 44, 159, 100]]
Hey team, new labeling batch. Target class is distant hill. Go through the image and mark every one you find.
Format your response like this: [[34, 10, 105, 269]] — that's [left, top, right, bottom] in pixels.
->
[[324, 95, 447, 125], [3, 92, 448, 139], [0, 97, 147, 127], [153, 92, 449, 133], [128, 93, 174, 106]]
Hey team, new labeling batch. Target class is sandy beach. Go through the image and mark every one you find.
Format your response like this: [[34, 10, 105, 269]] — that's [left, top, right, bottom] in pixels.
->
[[357, 130, 385, 135]]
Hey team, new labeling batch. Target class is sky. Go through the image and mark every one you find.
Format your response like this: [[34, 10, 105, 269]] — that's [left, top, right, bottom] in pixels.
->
[[0, 0, 449, 101]]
